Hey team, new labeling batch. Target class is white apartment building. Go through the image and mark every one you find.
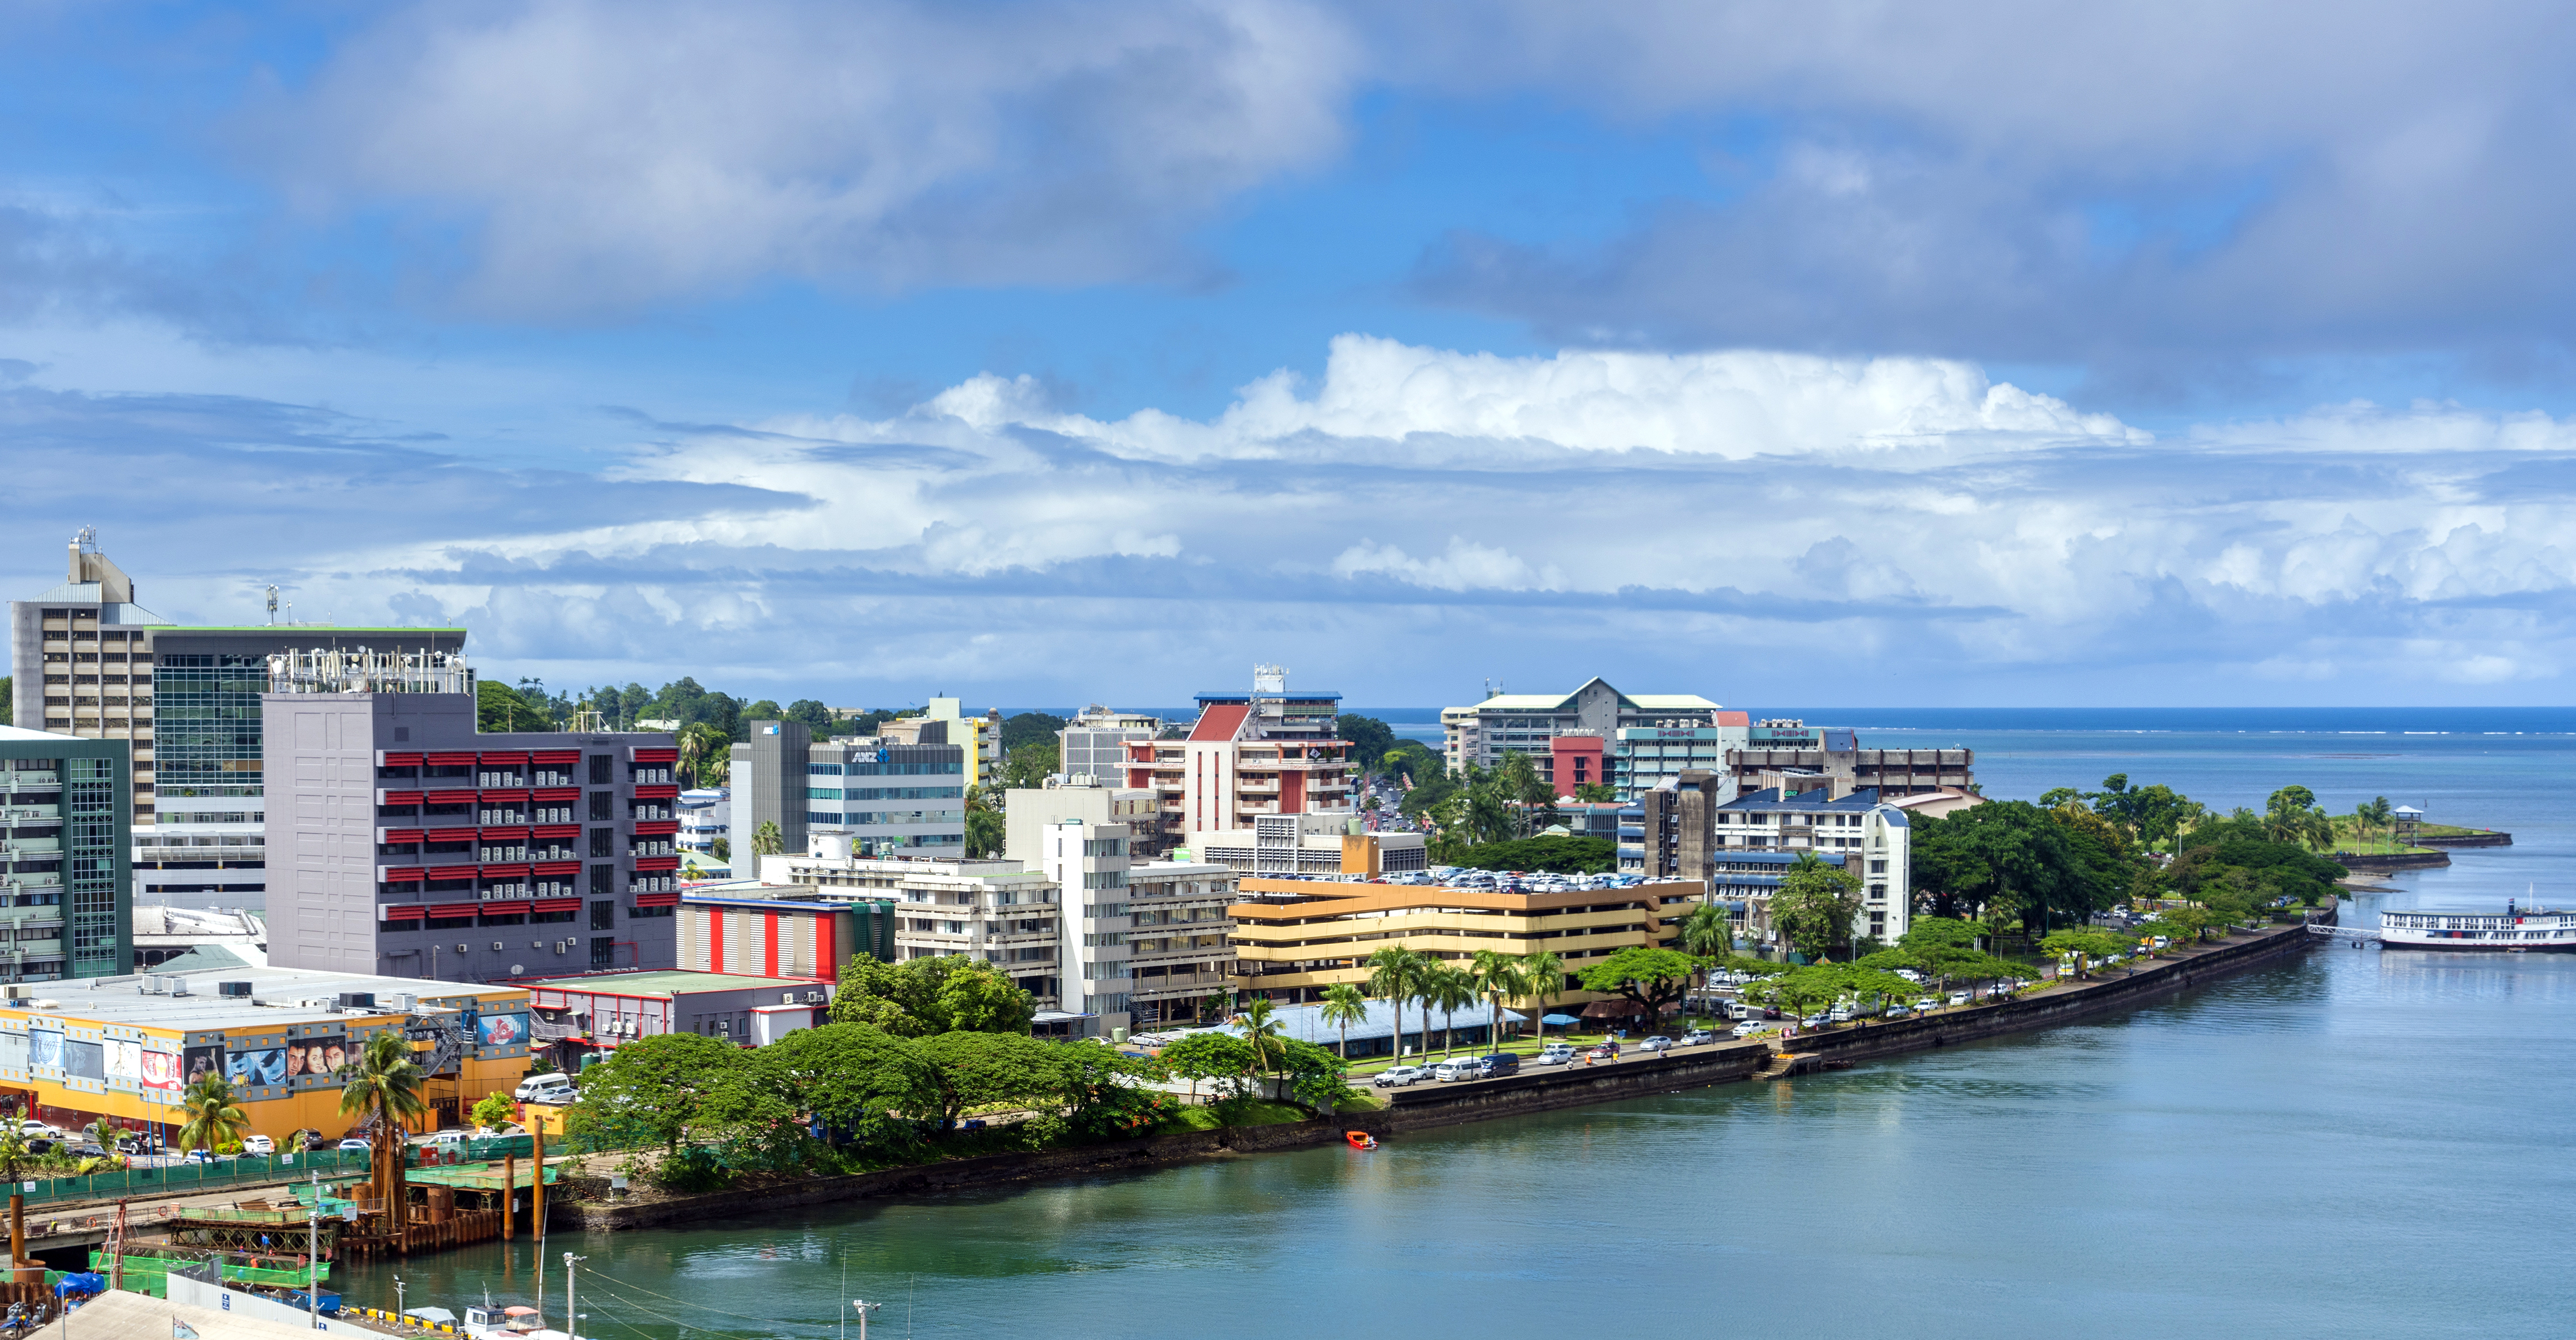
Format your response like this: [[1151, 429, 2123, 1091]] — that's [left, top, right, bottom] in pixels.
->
[[1186, 811, 1428, 876], [760, 846, 1068, 1017], [1004, 775, 1160, 863], [1442, 677, 1728, 777], [1174, 667, 1355, 833], [677, 787, 727, 855], [1716, 785, 1914, 946], [1036, 818, 1236, 1036]]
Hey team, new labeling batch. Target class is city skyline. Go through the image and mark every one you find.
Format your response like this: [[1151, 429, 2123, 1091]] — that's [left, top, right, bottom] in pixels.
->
[[7, 4, 2576, 707]]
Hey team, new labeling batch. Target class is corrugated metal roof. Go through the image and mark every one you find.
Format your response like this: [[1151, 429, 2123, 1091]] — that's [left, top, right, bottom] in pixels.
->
[[1189, 703, 1251, 742]]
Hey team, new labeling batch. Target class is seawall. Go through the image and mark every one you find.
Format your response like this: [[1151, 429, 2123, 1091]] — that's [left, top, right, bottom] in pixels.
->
[[2421, 832, 2512, 848], [557, 918, 2321, 1232], [2331, 850, 2451, 871]]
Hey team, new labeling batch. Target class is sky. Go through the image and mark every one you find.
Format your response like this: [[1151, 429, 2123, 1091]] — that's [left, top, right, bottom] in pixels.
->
[[7, 0, 2576, 709]]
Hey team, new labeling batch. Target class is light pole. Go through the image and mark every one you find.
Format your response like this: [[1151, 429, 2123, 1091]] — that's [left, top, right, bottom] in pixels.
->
[[306, 1172, 320, 1329], [563, 1254, 586, 1340], [852, 1299, 881, 1340], [394, 1277, 404, 1323]]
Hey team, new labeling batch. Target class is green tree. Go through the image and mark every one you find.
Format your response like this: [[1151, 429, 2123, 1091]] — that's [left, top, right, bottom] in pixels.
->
[[996, 712, 1066, 752], [0, 676, 11, 726], [827, 953, 1035, 1035], [1572, 782, 1618, 803], [1444, 835, 1617, 874], [913, 1031, 1065, 1131], [749, 1022, 940, 1149], [963, 786, 1005, 859], [1319, 983, 1370, 1059], [1423, 964, 1480, 1055], [1470, 949, 1527, 1051], [750, 819, 784, 858], [0, 1128, 34, 1260], [1276, 1038, 1355, 1111], [1335, 715, 1398, 770], [477, 679, 554, 732], [742, 698, 786, 725], [2040, 930, 2128, 978], [1576, 947, 1698, 1030], [1160, 1031, 1261, 1106], [332, 1032, 425, 1217], [1772, 852, 1865, 961], [678, 721, 733, 788], [1493, 751, 1554, 835], [1053, 1042, 1171, 1136], [1678, 901, 1734, 964], [1234, 995, 1287, 1077], [2358, 795, 2395, 848], [1002, 740, 1059, 789], [565, 1032, 748, 1158], [2265, 785, 2334, 849], [1366, 945, 1430, 1061], [470, 1092, 516, 1131], [1521, 950, 1566, 1043], [1382, 741, 1446, 787], [178, 1074, 250, 1158], [785, 699, 837, 734]]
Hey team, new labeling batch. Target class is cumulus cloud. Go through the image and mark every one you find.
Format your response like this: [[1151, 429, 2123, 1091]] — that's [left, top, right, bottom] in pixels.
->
[[254, 0, 1356, 315], [9, 335, 2560, 705]]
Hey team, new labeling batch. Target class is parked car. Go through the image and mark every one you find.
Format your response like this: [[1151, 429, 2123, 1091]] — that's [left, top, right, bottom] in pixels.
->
[[1372, 1065, 1429, 1088], [15, 1121, 60, 1140], [1640, 1035, 1674, 1052], [1535, 1042, 1576, 1066], [1472, 1052, 1519, 1077], [1895, 969, 1924, 983], [1883, 1004, 1911, 1020], [1915, 996, 1940, 1012], [1680, 1028, 1715, 1046], [1801, 1012, 1830, 1029], [336, 1138, 373, 1151], [1949, 991, 1972, 1006], [183, 1149, 229, 1164], [1828, 1004, 1853, 1024], [240, 1135, 275, 1156], [69, 1142, 107, 1159]]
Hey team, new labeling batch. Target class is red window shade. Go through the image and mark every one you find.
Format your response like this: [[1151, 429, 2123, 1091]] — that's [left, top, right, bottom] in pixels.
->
[[532, 750, 581, 765], [632, 855, 681, 872], [427, 866, 481, 881], [380, 830, 426, 845], [632, 891, 681, 908], [426, 828, 478, 843], [532, 788, 581, 803], [532, 896, 582, 913], [632, 784, 680, 800], [480, 864, 531, 879], [532, 861, 581, 877], [380, 905, 426, 921], [478, 827, 531, 842], [631, 819, 680, 836], [378, 752, 424, 767], [531, 825, 580, 840], [426, 752, 477, 765], [425, 789, 477, 805], [381, 869, 426, 883], [478, 752, 529, 766], [429, 902, 482, 918], [380, 791, 425, 805], [631, 747, 678, 763]]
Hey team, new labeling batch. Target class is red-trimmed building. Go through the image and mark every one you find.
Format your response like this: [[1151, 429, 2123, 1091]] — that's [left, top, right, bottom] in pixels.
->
[[1117, 667, 1356, 853], [676, 884, 897, 980], [261, 673, 680, 984]]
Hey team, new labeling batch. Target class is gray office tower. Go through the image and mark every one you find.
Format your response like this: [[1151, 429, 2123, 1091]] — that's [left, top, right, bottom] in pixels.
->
[[0, 725, 133, 981], [8, 532, 465, 928], [259, 649, 678, 983]]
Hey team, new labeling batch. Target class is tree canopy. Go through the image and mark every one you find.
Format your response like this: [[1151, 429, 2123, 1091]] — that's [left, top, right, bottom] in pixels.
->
[[1335, 715, 1398, 770], [999, 712, 1068, 753], [1771, 853, 1864, 960], [1576, 947, 1698, 1023], [827, 954, 1036, 1036], [1443, 835, 1617, 874]]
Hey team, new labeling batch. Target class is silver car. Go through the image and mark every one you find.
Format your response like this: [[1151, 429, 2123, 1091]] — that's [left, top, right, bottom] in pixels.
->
[[1372, 1064, 1430, 1088]]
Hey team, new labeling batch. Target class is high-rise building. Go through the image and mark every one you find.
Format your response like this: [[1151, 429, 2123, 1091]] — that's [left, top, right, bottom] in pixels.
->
[[8, 533, 465, 926], [730, 724, 968, 860], [1720, 719, 1975, 800], [1442, 678, 1728, 785], [1034, 817, 1236, 1036], [1058, 704, 1161, 784], [1154, 666, 1356, 837], [259, 649, 678, 982], [0, 725, 132, 981]]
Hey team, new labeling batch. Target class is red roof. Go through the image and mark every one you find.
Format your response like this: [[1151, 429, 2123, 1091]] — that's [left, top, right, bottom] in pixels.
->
[[1189, 703, 1250, 742], [1715, 711, 1750, 726]]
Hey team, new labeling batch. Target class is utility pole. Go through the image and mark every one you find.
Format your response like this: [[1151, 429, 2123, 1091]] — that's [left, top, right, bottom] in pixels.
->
[[502, 1153, 515, 1241], [563, 1254, 586, 1340]]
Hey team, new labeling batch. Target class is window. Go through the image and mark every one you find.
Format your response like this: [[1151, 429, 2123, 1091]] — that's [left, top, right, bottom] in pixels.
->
[[589, 864, 614, 895], [590, 900, 615, 930], [589, 755, 612, 785], [590, 936, 615, 968], [589, 828, 612, 858], [589, 792, 613, 820]]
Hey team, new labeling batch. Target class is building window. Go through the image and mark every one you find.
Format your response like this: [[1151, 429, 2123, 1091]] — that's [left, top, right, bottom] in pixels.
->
[[590, 900, 615, 930], [590, 791, 613, 820], [590, 936, 615, 968], [589, 828, 613, 858], [589, 864, 614, 895], [588, 755, 611, 785]]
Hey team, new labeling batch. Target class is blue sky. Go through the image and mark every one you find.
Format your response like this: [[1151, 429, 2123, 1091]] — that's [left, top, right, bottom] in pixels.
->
[[8, 0, 2576, 709]]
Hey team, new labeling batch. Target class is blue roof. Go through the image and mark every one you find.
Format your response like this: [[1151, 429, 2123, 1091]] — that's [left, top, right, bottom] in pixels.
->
[[1720, 787, 1886, 813]]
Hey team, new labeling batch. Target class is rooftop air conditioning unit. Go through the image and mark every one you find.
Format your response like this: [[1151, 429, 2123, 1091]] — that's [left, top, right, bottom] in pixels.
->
[[336, 992, 376, 1009], [393, 993, 417, 1012], [167, 977, 189, 997], [218, 982, 254, 998], [1, 986, 25, 1001]]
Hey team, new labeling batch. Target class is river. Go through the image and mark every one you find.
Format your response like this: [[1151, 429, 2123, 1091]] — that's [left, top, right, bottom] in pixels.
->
[[333, 710, 2576, 1338]]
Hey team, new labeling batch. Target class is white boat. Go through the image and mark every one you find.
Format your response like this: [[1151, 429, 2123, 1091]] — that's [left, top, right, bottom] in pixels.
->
[[464, 1303, 581, 1340], [2378, 898, 2576, 951]]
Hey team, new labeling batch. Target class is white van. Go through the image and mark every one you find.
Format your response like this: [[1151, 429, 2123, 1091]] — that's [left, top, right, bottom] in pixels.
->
[[515, 1072, 575, 1103], [1431, 1058, 1483, 1082]]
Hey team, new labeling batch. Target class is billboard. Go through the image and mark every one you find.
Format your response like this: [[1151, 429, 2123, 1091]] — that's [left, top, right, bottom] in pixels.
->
[[26, 1029, 61, 1071], [286, 1035, 348, 1084], [227, 1046, 287, 1087], [182, 1045, 225, 1089], [103, 1039, 142, 1084], [0, 1032, 23, 1070], [62, 1039, 104, 1082], [476, 1012, 528, 1048], [138, 1048, 183, 1093]]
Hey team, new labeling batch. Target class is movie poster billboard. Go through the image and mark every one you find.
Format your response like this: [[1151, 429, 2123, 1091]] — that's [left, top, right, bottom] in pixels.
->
[[182, 1045, 225, 1089], [227, 1045, 286, 1087], [286, 1035, 348, 1084], [26, 1029, 61, 1071], [138, 1047, 182, 1093], [476, 1012, 528, 1048], [103, 1039, 141, 1085], [62, 1039, 104, 1082]]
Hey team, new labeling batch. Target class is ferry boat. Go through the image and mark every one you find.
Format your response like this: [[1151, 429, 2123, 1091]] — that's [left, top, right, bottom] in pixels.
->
[[2377, 898, 2576, 951]]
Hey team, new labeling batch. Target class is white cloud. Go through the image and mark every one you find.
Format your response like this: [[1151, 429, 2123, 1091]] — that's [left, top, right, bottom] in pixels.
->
[[1331, 538, 1558, 591], [258, 0, 1357, 315]]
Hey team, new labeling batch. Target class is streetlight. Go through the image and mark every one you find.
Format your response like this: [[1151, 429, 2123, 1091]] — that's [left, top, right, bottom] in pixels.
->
[[852, 1299, 881, 1340], [562, 1255, 587, 1340]]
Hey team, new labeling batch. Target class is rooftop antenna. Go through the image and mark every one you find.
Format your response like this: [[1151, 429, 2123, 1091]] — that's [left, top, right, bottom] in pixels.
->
[[73, 526, 97, 554], [265, 586, 280, 625]]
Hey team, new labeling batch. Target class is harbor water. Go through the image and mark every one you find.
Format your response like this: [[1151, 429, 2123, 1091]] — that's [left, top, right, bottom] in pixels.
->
[[339, 711, 2576, 1338]]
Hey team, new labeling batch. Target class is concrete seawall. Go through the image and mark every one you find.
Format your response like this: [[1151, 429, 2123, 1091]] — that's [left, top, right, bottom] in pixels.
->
[[560, 918, 2322, 1232], [2421, 832, 2512, 848]]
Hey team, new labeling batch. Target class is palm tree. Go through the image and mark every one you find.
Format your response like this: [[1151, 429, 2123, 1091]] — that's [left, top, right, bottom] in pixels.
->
[[1679, 901, 1733, 966], [178, 1074, 250, 1157], [1233, 996, 1286, 1080], [339, 1031, 429, 1228], [751, 819, 785, 858], [1425, 965, 1479, 1056], [0, 1128, 34, 1271], [1470, 950, 1526, 1052], [1521, 950, 1566, 1044], [1365, 945, 1428, 1062], [1318, 983, 1369, 1061]]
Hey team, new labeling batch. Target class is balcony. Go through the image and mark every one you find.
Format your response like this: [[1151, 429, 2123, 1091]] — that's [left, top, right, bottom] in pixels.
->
[[0, 838, 63, 857], [0, 774, 58, 790]]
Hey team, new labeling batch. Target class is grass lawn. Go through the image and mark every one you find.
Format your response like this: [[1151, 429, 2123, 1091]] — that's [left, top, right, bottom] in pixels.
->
[[1155, 1101, 1309, 1133]]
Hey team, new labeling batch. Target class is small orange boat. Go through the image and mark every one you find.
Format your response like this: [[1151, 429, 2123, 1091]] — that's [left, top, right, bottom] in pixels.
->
[[1345, 1131, 1377, 1150]]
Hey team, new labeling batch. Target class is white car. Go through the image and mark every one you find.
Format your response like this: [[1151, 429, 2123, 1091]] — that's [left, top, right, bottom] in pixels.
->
[[1949, 991, 1972, 1006], [1534, 1045, 1577, 1066], [240, 1135, 274, 1156], [1372, 1065, 1430, 1088], [1639, 1035, 1673, 1052], [1915, 997, 1940, 1012]]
